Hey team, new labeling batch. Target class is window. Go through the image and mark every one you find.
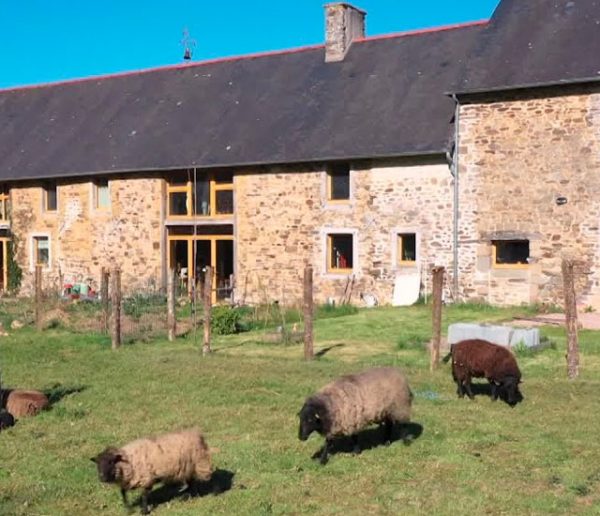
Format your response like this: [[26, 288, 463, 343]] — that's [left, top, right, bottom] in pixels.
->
[[0, 186, 8, 221], [327, 234, 354, 273], [94, 179, 110, 210], [397, 233, 417, 266], [44, 182, 57, 212], [33, 236, 50, 267], [167, 170, 234, 218], [493, 240, 530, 267], [327, 163, 350, 201]]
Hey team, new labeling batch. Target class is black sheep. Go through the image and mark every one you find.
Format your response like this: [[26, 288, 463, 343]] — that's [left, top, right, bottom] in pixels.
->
[[443, 339, 523, 406]]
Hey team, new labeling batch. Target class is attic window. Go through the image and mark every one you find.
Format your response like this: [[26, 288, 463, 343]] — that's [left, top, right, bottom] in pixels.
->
[[94, 179, 110, 210], [44, 182, 57, 212], [493, 240, 530, 267], [327, 163, 350, 201]]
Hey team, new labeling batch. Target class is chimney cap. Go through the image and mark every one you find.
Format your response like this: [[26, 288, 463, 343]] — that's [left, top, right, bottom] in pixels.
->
[[324, 3, 367, 15]]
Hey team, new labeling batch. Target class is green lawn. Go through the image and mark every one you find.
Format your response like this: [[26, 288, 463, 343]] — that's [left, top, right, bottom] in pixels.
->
[[0, 304, 599, 515]]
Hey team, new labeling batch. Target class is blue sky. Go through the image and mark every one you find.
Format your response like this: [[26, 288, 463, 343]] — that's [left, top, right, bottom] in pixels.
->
[[0, 1, 499, 89]]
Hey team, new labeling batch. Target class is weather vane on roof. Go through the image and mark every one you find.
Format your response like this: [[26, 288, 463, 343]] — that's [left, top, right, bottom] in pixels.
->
[[181, 28, 196, 61]]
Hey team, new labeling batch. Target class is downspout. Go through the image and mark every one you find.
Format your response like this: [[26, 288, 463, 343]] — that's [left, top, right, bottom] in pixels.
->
[[451, 94, 460, 302]]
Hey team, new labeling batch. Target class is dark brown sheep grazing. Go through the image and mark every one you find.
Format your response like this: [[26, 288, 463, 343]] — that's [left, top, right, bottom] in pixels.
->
[[298, 367, 413, 464], [443, 339, 522, 406], [3, 389, 49, 418]]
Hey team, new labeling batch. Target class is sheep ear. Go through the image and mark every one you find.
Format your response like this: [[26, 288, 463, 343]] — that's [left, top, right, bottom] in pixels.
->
[[90, 457, 98, 463]]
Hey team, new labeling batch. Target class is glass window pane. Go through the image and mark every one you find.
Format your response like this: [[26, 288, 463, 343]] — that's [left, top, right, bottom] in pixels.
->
[[35, 237, 49, 266], [97, 183, 110, 208], [215, 190, 233, 215], [399, 233, 416, 262], [169, 192, 188, 216], [45, 184, 57, 211], [494, 240, 530, 265], [329, 163, 350, 200], [194, 179, 210, 215], [330, 234, 353, 270]]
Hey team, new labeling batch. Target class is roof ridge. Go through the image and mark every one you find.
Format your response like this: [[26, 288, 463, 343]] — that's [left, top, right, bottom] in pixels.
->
[[0, 19, 488, 94]]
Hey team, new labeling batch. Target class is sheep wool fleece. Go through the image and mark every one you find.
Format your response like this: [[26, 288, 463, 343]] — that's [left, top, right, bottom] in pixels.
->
[[116, 429, 212, 490]]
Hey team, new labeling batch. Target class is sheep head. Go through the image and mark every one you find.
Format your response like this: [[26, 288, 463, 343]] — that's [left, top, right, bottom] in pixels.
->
[[91, 447, 123, 483], [298, 398, 330, 440], [502, 375, 523, 406]]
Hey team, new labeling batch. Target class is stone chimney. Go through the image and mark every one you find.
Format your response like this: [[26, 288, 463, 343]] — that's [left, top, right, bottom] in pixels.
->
[[325, 3, 366, 62]]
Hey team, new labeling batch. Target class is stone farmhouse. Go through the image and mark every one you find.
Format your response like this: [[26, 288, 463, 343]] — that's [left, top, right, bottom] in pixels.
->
[[0, 0, 599, 307]]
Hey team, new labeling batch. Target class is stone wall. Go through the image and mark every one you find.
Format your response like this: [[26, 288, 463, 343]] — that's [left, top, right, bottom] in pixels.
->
[[458, 86, 600, 306], [11, 174, 164, 295], [235, 158, 454, 306]]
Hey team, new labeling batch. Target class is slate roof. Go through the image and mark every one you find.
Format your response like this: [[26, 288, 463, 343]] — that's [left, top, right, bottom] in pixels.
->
[[457, 0, 600, 94], [0, 23, 483, 181]]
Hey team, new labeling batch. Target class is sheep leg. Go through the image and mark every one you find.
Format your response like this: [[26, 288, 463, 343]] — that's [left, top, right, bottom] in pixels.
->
[[319, 439, 332, 465], [489, 380, 499, 401], [463, 379, 475, 400], [456, 381, 465, 398], [120, 488, 129, 508], [382, 418, 394, 445], [140, 488, 151, 515]]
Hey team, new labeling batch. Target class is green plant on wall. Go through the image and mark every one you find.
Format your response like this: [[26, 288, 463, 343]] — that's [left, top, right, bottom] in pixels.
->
[[7, 237, 22, 292]]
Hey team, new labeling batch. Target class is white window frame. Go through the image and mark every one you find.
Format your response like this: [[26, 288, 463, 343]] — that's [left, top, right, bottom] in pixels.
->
[[30, 233, 52, 271]]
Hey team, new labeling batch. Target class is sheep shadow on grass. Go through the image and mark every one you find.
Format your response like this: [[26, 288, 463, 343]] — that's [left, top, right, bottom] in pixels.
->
[[138, 469, 235, 512], [459, 382, 524, 406], [311, 422, 424, 462], [43, 383, 88, 407]]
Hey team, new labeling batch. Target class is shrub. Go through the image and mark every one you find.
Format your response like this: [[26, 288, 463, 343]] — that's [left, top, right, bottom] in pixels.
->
[[123, 293, 166, 320], [211, 306, 244, 335]]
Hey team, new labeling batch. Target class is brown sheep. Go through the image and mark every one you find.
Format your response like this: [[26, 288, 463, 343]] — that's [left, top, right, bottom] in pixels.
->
[[298, 366, 413, 464], [443, 339, 523, 406], [3, 389, 49, 418], [91, 428, 213, 515]]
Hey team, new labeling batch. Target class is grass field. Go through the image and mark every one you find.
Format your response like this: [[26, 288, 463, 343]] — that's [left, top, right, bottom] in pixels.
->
[[0, 304, 599, 515]]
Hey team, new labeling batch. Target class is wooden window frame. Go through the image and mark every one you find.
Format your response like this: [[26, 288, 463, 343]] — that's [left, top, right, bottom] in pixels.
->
[[327, 163, 351, 203], [0, 238, 8, 290], [93, 179, 111, 211], [167, 234, 234, 303], [327, 233, 354, 274], [492, 240, 530, 269], [397, 233, 417, 267], [43, 182, 58, 213], [0, 187, 9, 222], [166, 172, 234, 219]]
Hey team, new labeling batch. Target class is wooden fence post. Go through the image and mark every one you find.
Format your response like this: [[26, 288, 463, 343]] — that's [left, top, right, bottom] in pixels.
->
[[35, 264, 43, 331], [111, 268, 122, 350], [303, 266, 314, 361], [101, 268, 110, 334], [167, 268, 176, 342], [562, 259, 580, 379], [430, 266, 445, 372], [202, 266, 212, 356]]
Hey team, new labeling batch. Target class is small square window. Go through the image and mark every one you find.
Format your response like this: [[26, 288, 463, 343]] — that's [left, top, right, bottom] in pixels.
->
[[328, 234, 354, 272], [398, 233, 417, 265], [328, 163, 350, 201], [493, 240, 530, 267], [44, 182, 57, 212], [33, 236, 50, 267], [95, 179, 110, 209]]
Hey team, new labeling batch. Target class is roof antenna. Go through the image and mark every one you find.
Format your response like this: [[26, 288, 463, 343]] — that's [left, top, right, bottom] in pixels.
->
[[181, 28, 196, 61]]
